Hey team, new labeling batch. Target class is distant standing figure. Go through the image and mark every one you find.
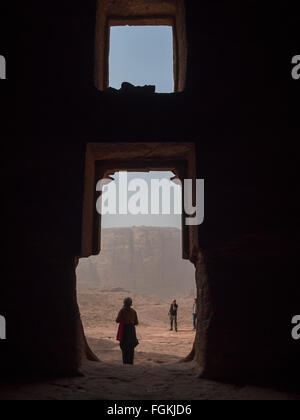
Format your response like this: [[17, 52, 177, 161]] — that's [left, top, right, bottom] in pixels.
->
[[116, 297, 139, 365], [168, 299, 178, 332], [193, 298, 197, 330]]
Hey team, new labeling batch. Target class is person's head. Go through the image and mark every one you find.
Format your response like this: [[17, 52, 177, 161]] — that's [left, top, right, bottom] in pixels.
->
[[194, 298, 197, 303], [173, 299, 176, 304], [123, 297, 133, 309]]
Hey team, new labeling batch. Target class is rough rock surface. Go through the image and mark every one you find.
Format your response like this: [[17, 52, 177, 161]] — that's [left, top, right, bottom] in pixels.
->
[[1, 0, 296, 389], [1, 290, 298, 400], [2, 360, 298, 401], [77, 227, 195, 298]]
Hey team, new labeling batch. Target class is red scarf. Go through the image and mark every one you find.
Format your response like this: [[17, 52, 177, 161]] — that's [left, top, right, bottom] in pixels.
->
[[117, 319, 125, 342]]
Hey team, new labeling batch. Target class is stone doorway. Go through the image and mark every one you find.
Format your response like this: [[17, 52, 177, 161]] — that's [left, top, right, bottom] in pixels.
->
[[77, 142, 201, 365]]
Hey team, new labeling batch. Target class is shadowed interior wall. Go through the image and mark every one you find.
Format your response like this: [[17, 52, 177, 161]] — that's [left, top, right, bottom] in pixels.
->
[[0, 0, 298, 385]]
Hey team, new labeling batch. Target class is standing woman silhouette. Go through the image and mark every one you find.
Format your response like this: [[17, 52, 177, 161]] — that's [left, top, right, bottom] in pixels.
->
[[116, 297, 139, 364]]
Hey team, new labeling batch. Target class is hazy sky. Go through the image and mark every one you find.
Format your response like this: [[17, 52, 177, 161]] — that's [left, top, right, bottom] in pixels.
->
[[101, 172, 182, 229], [106, 26, 177, 228], [109, 25, 174, 93]]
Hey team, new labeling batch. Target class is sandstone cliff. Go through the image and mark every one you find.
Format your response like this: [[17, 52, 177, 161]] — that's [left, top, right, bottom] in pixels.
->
[[77, 227, 195, 298]]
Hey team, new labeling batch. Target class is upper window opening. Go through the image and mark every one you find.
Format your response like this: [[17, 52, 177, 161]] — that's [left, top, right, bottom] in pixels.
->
[[109, 25, 174, 93], [95, 0, 187, 93]]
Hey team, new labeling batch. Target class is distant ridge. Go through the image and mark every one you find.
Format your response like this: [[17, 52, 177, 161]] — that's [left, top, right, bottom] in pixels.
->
[[77, 227, 195, 298]]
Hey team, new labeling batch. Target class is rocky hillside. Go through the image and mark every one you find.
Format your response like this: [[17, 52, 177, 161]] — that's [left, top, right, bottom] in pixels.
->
[[77, 227, 195, 298]]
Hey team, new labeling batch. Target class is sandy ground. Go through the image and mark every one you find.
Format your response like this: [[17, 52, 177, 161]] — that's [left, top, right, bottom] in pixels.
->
[[79, 290, 196, 365], [0, 290, 299, 400]]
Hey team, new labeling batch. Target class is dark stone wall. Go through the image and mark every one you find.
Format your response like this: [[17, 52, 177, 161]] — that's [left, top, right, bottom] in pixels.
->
[[0, 1, 298, 384]]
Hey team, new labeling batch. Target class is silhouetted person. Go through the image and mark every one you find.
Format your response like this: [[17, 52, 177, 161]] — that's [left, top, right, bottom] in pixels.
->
[[168, 299, 178, 332], [116, 297, 139, 365], [193, 298, 197, 330]]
